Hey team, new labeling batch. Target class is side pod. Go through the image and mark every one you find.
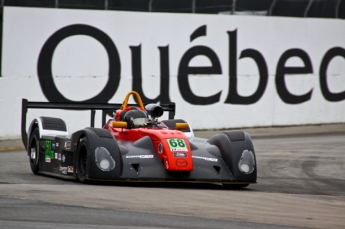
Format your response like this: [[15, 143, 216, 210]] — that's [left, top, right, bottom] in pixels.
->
[[208, 131, 257, 182], [71, 128, 123, 182]]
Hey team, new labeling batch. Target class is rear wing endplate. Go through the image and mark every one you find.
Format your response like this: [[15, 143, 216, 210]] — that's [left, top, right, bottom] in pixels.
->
[[21, 99, 175, 149]]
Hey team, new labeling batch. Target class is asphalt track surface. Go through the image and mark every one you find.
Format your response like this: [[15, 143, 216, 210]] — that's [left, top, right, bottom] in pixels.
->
[[0, 127, 344, 229]]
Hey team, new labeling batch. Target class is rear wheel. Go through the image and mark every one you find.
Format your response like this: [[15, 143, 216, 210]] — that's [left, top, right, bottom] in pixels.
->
[[29, 128, 40, 174], [77, 137, 89, 183]]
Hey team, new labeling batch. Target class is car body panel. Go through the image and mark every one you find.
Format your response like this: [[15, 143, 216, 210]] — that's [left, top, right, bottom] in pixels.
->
[[22, 91, 257, 185]]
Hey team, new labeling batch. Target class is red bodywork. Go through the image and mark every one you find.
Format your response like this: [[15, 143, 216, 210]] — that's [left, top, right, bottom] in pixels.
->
[[103, 91, 193, 172], [104, 121, 194, 171]]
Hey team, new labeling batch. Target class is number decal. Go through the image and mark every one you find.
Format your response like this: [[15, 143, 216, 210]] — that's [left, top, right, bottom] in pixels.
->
[[177, 139, 185, 147], [169, 139, 177, 147], [167, 138, 187, 152]]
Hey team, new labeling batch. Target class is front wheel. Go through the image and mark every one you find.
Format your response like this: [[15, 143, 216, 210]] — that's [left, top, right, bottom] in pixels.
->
[[223, 184, 249, 189], [76, 137, 89, 183], [29, 128, 40, 174]]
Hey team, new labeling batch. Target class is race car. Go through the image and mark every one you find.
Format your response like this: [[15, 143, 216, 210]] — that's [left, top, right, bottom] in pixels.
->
[[21, 91, 257, 187]]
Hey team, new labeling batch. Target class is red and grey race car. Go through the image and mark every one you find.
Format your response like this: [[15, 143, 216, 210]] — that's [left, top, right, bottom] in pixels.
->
[[21, 91, 257, 187]]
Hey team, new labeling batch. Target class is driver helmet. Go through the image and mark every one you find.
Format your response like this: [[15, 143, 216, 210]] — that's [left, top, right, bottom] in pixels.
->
[[123, 109, 148, 128]]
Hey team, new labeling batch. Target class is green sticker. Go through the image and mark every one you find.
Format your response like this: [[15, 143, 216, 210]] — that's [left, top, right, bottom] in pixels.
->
[[45, 140, 54, 159], [167, 138, 187, 152]]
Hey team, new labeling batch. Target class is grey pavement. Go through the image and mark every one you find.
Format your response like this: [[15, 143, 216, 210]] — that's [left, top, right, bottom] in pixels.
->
[[1, 123, 344, 150], [194, 123, 345, 139]]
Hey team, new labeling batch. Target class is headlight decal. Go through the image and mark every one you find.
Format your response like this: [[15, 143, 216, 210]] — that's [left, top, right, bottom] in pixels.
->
[[95, 147, 116, 171], [238, 150, 255, 174]]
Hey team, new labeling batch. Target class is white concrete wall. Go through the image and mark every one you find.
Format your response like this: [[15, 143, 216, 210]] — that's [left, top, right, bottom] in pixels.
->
[[0, 7, 344, 138]]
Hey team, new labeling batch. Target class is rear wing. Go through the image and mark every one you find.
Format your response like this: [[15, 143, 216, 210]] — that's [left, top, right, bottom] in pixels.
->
[[21, 99, 176, 148]]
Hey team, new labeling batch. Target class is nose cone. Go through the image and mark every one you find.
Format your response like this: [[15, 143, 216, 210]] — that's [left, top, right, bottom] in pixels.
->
[[163, 138, 193, 171]]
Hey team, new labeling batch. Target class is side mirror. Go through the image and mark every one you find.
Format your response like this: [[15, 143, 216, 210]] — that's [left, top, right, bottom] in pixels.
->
[[175, 123, 189, 130], [112, 121, 127, 128]]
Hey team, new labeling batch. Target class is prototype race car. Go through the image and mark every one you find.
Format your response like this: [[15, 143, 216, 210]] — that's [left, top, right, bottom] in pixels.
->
[[21, 91, 257, 187]]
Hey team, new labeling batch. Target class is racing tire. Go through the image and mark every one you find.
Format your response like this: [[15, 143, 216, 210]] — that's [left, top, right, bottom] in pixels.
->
[[77, 137, 90, 184], [28, 128, 40, 175], [223, 184, 249, 189]]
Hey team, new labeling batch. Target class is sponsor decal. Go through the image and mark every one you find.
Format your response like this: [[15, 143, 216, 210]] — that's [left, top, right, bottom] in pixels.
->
[[45, 158, 51, 163], [45, 140, 54, 160], [58, 153, 61, 161], [34, 22, 345, 107], [60, 166, 67, 175], [167, 139, 188, 152], [67, 166, 73, 173], [192, 156, 218, 162], [0, 8, 344, 138], [62, 154, 66, 162], [158, 143, 163, 154], [126, 155, 154, 159], [55, 152, 58, 160], [52, 143, 55, 149], [174, 152, 187, 157], [56, 143, 59, 147], [176, 159, 188, 167], [171, 148, 188, 152], [64, 141, 71, 150]]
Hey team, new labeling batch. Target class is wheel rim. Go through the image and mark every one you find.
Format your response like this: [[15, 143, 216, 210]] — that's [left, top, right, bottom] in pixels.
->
[[30, 139, 37, 166]]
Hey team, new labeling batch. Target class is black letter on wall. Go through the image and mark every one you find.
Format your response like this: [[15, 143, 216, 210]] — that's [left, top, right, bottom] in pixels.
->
[[225, 29, 268, 105], [275, 49, 313, 104], [130, 45, 171, 104], [320, 47, 345, 102], [37, 24, 121, 103], [177, 25, 222, 105]]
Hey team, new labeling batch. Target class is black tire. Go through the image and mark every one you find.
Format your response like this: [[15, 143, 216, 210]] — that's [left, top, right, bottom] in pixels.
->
[[28, 128, 40, 175], [77, 137, 89, 183], [223, 184, 249, 189]]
